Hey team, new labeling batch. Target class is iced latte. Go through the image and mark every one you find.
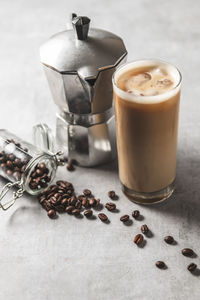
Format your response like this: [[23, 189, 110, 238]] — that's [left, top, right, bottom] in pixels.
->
[[112, 60, 181, 204]]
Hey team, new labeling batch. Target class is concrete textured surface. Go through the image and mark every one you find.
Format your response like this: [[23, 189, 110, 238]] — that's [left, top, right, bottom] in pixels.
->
[[0, 0, 200, 299]]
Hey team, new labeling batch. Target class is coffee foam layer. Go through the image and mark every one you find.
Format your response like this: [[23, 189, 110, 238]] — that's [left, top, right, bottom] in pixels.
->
[[113, 60, 181, 104]]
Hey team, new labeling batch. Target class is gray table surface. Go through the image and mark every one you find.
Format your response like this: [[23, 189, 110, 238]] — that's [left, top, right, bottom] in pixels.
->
[[0, 0, 200, 299]]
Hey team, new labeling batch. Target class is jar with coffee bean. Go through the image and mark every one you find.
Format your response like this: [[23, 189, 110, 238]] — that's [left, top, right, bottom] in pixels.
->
[[0, 127, 62, 210]]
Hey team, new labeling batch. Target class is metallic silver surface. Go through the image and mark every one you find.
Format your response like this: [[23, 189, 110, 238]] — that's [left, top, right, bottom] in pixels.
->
[[40, 28, 127, 78], [40, 14, 127, 166], [56, 113, 116, 167], [60, 108, 113, 126]]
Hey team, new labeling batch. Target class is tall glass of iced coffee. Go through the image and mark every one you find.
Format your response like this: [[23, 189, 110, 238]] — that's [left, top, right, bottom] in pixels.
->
[[112, 60, 181, 204]]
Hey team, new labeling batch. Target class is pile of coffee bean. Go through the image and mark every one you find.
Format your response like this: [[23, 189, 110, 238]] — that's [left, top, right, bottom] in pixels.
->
[[38, 183, 199, 274], [0, 138, 51, 192], [0, 139, 31, 181], [38, 181, 104, 219], [29, 162, 51, 190]]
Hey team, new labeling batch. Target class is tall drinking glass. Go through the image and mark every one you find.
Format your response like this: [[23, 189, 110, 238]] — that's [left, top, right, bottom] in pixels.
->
[[112, 60, 181, 204]]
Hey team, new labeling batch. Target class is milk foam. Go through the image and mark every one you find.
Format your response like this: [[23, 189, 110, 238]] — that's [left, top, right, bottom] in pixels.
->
[[113, 60, 181, 104]]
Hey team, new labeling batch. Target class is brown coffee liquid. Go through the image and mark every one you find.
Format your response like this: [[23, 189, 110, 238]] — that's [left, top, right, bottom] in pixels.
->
[[114, 61, 181, 193]]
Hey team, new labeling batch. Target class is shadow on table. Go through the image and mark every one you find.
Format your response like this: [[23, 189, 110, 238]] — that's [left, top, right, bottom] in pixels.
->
[[142, 149, 200, 227], [96, 158, 118, 174]]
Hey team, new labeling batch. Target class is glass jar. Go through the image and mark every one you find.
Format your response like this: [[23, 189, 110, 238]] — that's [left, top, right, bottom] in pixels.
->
[[0, 124, 62, 210]]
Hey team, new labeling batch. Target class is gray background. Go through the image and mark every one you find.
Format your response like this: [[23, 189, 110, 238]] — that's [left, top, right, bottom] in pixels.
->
[[0, 0, 200, 299]]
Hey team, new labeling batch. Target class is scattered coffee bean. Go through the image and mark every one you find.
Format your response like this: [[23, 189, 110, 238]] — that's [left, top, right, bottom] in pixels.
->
[[133, 234, 144, 245], [83, 189, 92, 197], [164, 236, 174, 244], [82, 197, 89, 208], [120, 215, 129, 222], [187, 263, 197, 272], [72, 209, 81, 216], [105, 202, 116, 212], [98, 213, 108, 222], [55, 205, 65, 213], [67, 159, 75, 171], [75, 200, 82, 209], [132, 210, 140, 219], [66, 206, 74, 214], [47, 209, 56, 219], [155, 261, 166, 269], [89, 197, 96, 207], [95, 198, 101, 207], [84, 209, 93, 218], [108, 190, 117, 199], [141, 224, 149, 234], [182, 248, 194, 257]]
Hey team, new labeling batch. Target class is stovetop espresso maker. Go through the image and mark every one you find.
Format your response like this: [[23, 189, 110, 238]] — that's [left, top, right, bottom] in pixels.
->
[[40, 13, 127, 166]]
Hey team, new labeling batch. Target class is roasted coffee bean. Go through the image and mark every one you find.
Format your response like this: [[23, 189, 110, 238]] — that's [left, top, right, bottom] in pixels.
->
[[141, 224, 149, 234], [89, 197, 96, 207], [95, 198, 101, 207], [49, 196, 58, 205], [0, 156, 6, 163], [38, 163, 46, 170], [39, 196, 46, 204], [43, 168, 49, 175], [182, 248, 194, 257], [14, 166, 21, 172], [75, 200, 82, 209], [108, 190, 116, 199], [64, 182, 74, 189], [8, 154, 15, 161], [105, 202, 116, 212], [33, 177, 41, 185], [47, 192, 55, 200], [50, 185, 59, 192], [31, 171, 37, 179], [0, 163, 6, 169], [47, 209, 56, 219], [133, 234, 144, 245], [120, 215, 129, 222], [82, 197, 89, 208], [83, 189, 92, 197], [78, 195, 86, 201], [61, 198, 69, 206], [6, 160, 13, 169], [66, 189, 73, 196], [132, 210, 140, 219], [14, 158, 22, 168], [40, 182, 48, 188], [66, 206, 74, 214], [84, 209, 93, 218], [56, 180, 67, 188], [36, 169, 43, 176], [187, 263, 197, 272], [98, 213, 108, 222], [6, 169, 13, 176], [61, 193, 70, 199], [55, 205, 65, 213], [164, 236, 174, 244], [68, 196, 77, 206], [67, 160, 75, 171], [58, 189, 66, 195], [155, 261, 166, 269], [44, 200, 53, 211], [72, 209, 80, 216]]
